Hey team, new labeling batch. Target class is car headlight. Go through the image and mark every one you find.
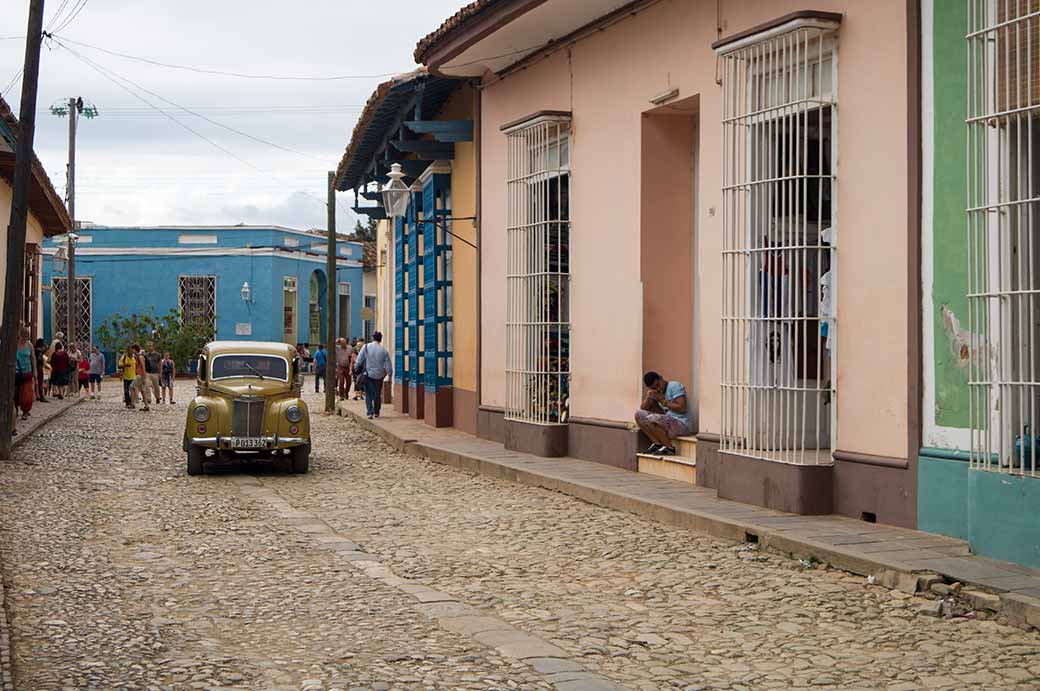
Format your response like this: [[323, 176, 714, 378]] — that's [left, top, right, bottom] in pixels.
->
[[192, 404, 210, 423], [285, 405, 303, 423]]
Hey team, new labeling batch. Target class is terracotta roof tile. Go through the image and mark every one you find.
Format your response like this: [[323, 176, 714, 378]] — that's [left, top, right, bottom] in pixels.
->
[[0, 94, 72, 235], [333, 69, 424, 191], [414, 0, 498, 64]]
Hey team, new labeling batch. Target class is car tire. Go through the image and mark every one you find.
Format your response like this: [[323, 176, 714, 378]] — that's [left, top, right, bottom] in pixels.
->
[[187, 445, 205, 476], [290, 445, 310, 474]]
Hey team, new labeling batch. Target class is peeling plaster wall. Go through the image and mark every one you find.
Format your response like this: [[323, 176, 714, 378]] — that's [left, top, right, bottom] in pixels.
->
[[923, 0, 971, 444]]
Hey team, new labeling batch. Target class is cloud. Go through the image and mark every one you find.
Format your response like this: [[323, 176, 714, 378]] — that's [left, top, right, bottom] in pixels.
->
[[0, 0, 469, 227]]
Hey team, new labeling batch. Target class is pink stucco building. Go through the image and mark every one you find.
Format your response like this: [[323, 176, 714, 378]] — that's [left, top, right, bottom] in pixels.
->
[[411, 0, 922, 527]]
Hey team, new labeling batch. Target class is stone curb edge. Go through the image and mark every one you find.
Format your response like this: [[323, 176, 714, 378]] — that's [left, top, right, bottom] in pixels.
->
[[1, 397, 83, 691], [12, 397, 83, 449], [338, 404, 1040, 631]]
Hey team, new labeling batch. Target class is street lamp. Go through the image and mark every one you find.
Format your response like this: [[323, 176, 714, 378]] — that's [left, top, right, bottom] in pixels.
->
[[51, 245, 67, 274], [381, 162, 411, 219], [240, 281, 253, 303]]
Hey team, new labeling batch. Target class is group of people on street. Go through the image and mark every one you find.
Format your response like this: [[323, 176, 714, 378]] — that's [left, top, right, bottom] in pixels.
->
[[11, 328, 109, 435], [312, 337, 365, 400], [311, 334, 392, 419], [118, 342, 176, 411]]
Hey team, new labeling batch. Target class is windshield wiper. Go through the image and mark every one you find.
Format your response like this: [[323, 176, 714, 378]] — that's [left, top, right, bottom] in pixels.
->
[[243, 363, 265, 380]]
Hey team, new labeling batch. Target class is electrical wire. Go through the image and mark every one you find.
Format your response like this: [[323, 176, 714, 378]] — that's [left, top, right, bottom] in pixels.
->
[[49, 34, 404, 81], [52, 40, 328, 162], [50, 0, 90, 34], [44, 0, 74, 30], [51, 38, 345, 217]]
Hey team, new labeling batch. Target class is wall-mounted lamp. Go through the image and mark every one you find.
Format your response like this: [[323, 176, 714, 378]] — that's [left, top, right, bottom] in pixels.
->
[[241, 281, 253, 303], [381, 162, 411, 219]]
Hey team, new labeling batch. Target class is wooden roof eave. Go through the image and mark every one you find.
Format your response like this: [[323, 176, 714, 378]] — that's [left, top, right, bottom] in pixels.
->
[[0, 150, 72, 236]]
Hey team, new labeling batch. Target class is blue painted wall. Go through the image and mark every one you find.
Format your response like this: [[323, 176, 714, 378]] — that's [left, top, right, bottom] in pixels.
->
[[42, 226, 363, 357]]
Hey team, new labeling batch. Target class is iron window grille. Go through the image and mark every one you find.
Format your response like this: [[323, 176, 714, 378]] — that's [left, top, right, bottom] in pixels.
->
[[717, 21, 839, 465], [505, 115, 571, 426], [178, 275, 217, 330], [967, 0, 1040, 477], [51, 276, 92, 346], [283, 276, 298, 343]]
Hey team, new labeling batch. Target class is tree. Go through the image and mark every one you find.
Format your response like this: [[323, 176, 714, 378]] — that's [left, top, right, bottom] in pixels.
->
[[351, 217, 378, 242], [95, 308, 215, 370]]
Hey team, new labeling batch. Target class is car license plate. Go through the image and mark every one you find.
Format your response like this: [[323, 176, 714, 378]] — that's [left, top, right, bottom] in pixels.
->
[[230, 437, 266, 449]]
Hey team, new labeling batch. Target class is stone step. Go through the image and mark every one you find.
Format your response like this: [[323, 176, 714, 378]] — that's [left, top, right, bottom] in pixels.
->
[[676, 435, 697, 458], [636, 453, 697, 485]]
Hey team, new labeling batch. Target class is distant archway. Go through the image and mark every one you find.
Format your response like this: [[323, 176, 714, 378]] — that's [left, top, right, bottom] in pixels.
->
[[308, 269, 327, 345]]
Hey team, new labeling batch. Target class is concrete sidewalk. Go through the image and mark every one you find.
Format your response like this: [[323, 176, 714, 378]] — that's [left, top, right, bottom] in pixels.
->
[[337, 399, 1040, 630]]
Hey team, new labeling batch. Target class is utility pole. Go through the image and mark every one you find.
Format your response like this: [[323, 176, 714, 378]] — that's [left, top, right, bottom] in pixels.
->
[[0, 0, 47, 460], [325, 171, 337, 414], [50, 96, 96, 345], [66, 97, 76, 344]]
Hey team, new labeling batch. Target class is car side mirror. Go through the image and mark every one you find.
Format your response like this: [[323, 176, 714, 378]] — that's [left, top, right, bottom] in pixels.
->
[[198, 355, 207, 381]]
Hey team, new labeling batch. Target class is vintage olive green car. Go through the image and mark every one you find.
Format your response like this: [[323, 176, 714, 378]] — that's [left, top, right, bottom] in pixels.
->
[[183, 341, 311, 475]]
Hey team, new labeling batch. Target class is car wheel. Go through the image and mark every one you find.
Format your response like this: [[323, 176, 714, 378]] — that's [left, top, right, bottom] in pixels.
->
[[187, 445, 205, 476], [290, 445, 310, 474]]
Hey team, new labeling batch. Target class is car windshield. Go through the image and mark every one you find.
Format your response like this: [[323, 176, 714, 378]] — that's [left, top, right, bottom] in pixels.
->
[[211, 354, 288, 381]]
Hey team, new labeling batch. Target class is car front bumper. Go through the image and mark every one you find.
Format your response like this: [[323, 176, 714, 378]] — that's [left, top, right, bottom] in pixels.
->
[[190, 435, 309, 450]]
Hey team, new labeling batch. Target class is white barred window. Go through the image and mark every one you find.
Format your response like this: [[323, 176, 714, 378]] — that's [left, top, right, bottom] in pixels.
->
[[51, 276, 92, 345], [967, 0, 1040, 477], [504, 114, 571, 425], [178, 275, 216, 329], [717, 16, 840, 465]]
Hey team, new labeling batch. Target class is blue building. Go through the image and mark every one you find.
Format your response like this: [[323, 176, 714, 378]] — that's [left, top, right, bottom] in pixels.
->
[[42, 225, 364, 360]]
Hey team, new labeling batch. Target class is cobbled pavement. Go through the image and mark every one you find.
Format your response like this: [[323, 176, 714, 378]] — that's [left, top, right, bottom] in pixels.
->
[[0, 381, 1036, 690]]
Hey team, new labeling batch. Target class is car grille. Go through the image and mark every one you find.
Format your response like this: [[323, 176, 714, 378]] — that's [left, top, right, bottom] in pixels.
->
[[232, 397, 265, 437]]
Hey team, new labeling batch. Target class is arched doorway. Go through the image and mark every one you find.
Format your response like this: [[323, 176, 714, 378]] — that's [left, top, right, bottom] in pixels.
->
[[308, 269, 327, 346]]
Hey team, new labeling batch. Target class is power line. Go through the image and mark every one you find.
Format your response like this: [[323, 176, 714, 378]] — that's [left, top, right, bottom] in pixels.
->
[[44, 0, 74, 31], [50, 38, 357, 220], [1, 69, 22, 97], [50, 34, 405, 81], [50, 0, 90, 33]]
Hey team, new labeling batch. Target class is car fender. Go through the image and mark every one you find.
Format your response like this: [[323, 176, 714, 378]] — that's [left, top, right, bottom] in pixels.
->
[[268, 397, 311, 441]]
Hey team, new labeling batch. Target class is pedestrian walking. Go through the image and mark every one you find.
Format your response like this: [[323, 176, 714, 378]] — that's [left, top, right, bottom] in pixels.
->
[[131, 345, 151, 411], [49, 342, 69, 399], [33, 337, 47, 402], [354, 332, 392, 419], [42, 353, 50, 398], [160, 352, 176, 404], [67, 342, 83, 398], [118, 346, 137, 409], [352, 340, 365, 400], [143, 342, 162, 405], [313, 343, 327, 393], [335, 338, 351, 400], [14, 327, 36, 425], [88, 345, 105, 400], [77, 354, 90, 398]]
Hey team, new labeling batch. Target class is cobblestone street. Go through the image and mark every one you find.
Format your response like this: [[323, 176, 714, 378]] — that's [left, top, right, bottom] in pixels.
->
[[0, 382, 1038, 691]]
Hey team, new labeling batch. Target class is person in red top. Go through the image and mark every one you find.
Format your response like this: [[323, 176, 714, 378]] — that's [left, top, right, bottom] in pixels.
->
[[49, 342, 70, 400], [77, 356, 90, 398]]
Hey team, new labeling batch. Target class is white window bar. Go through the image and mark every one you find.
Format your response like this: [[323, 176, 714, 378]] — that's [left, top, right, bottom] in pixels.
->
[[967, 0, 1040, 477], [718, 24, 838, 465], [51, 276, 92, 345], [178, 275, 217, 330], [504, 116, 571, 425]]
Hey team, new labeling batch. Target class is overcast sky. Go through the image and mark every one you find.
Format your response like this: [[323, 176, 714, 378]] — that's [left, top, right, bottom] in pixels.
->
[[0, 0, 469, 231]]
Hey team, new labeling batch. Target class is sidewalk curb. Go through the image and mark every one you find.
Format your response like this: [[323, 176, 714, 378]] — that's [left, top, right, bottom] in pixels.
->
[[339, 404, 1040, 631], [12, 396, 83, 449], [1, 396, 83, 690]]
